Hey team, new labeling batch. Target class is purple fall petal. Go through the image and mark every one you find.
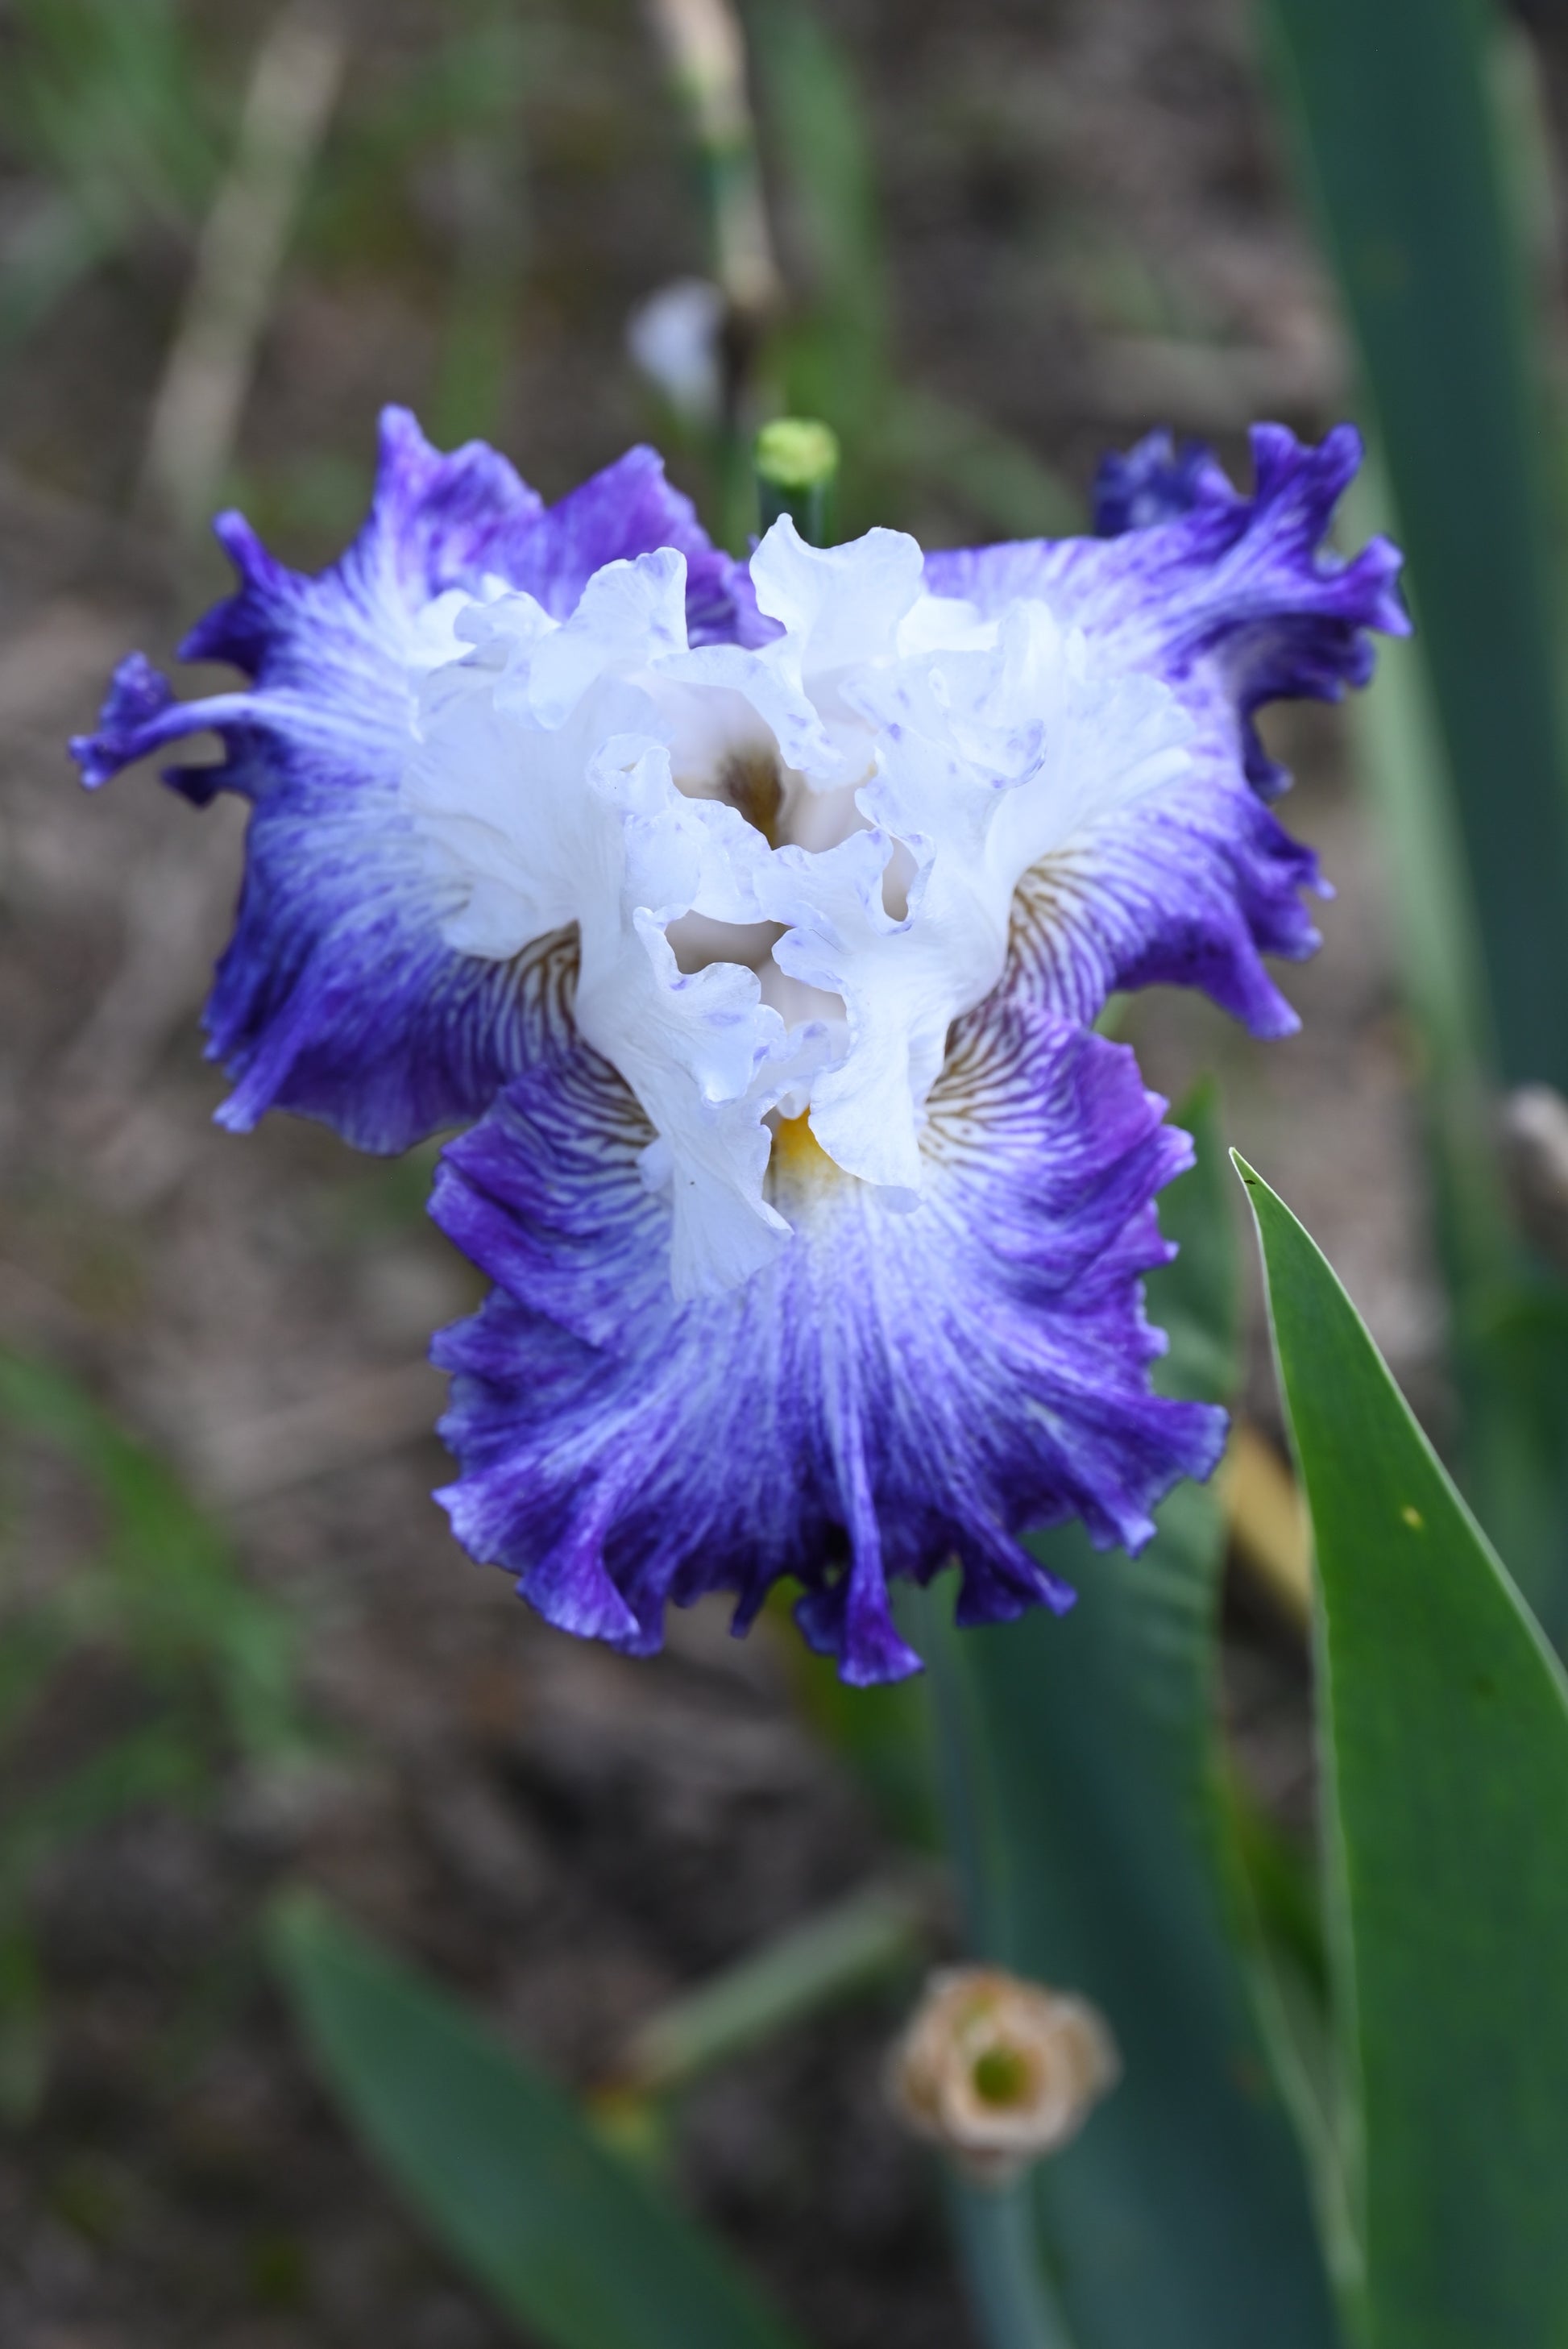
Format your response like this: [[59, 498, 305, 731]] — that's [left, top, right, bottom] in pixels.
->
[[429, 995, 1224, 1687], [926, 421, 1407, 1037], [68, 409, 749, 1151]]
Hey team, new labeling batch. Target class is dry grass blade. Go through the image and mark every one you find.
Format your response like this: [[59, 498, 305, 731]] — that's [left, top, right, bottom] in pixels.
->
[[138, 0, 349, 539]]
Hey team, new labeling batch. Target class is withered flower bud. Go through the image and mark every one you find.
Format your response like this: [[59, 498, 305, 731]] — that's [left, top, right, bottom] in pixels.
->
[[888, 1965, 1120, 2185]]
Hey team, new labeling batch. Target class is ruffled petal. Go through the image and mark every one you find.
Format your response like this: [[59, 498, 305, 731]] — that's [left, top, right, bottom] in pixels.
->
[[429, 990, 1225, 1686], [68, 410, 750, 1151], [757, 601, 1193, 1189], [749, 517, 927, 671], [922, 422, 1407, 1033], [404, 571, 831, 1299], [668, 517, 938, 786], [930, 422, 1406, 788], [1092, 429, 1234, 537], [497, 443, 749, 642]]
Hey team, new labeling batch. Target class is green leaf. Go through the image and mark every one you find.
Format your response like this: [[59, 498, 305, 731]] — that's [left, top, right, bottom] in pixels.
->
[[1338, 459, 1568, 1645], [1258, 0, 1568, 1091], [909, 1089, 1340, 2349], [271, 1892, 811, 2349], [945, 2175, 1080, 2349], [1235, 1153, 1568, 2349], [1263, 12, 1568, 1655]]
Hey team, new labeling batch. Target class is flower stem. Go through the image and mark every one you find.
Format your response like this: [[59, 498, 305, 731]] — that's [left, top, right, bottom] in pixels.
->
[[947, 2173, 1081, 2349], [899, 1578, 1081, 2349]]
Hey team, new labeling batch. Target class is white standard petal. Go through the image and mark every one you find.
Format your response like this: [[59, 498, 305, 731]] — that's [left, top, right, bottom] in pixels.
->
[[758, 827, 930, 1199], [524, 547, 690, 724], [404, 627, 631, 956], [404, 580, 807, 1300], [583, 739, 840, 1297], [662, 517, 941, 789], [760, 600, 1194, 1192], [748, 517, 927, 671]]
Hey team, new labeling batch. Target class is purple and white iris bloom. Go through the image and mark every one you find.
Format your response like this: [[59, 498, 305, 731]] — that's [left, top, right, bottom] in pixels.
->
[[74, 410, 1404, 1683]]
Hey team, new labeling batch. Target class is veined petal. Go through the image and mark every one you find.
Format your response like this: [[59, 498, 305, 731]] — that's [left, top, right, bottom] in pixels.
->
[[521, 547, 691, 725], [921, 421, 1406, 1033], [504, 443, 749, 642], [429, 990, 1224, 1686], [757, 604, 1193, 1190], [68, 411, 749, 1150], [927, 423, 1405, 780], [405, 590, 811, 1300], [1092, 430, 1234, 538], [761, 827, 927, 1194], [69, 416, 1399, 1682]]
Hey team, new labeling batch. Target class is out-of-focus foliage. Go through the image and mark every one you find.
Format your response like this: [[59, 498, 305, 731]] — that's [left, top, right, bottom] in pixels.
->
[[642, 0, 1080, 550], [0, 1354, 311, 2119], [753, 0, 1080, 543], [0, 0, 541, 548], [909, 1091, 1341, 2349], [1342, 480, 1568, 1654], [0, 0, 222, 351], [1261, 0, 1568, 1094], [1261, 0, 1568, 1646], [273, 1891, 813, 2349]]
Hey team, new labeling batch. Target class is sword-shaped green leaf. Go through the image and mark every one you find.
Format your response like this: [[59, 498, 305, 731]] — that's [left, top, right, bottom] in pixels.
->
[[1237, 1153, 1568, 2349], [272, 1893, 811, 2349], [1259, 0, 1568, 1088]]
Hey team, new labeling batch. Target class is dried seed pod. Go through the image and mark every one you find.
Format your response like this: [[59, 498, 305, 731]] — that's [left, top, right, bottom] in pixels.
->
[[888, 1965, 1120, 2185]]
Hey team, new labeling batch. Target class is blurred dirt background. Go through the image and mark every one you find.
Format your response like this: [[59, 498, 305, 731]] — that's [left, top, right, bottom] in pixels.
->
[[0, 0, 1439, 2343]]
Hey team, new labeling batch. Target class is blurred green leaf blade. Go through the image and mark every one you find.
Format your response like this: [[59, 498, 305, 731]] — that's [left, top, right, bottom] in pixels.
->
[[0, 1351, 305, 1761], [911, 1089, 1341, 2349], [1335, 457, 1568, 1642], [1236, 1152, 1568, 2349], [1259, 0, 1568, 1089], [750, 0, 1076, 545], [0, 1351, 315, 2118], [272, 1892, 811, 2349]]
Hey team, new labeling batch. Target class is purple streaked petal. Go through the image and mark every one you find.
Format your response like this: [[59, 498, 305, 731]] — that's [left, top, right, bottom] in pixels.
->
[[1003, 754, 1324, 1038], [502, 444, 749, 645], [929, 421, 1407, 799], [1091, 428, 1234, 537], [429, 994, 1225, 1686], [68, 410, 750, 1151], [923, 422, 1401, 1035]]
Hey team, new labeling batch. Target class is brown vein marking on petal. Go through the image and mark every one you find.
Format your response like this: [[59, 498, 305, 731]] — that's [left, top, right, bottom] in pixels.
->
[[514, 921, 583, 1058], [922, 1000, 1038, 1164], [1005, 849, 1105, 1024]]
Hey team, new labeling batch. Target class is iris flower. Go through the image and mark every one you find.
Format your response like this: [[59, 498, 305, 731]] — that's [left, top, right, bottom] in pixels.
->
[[74, 412, 1404, 1682]]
